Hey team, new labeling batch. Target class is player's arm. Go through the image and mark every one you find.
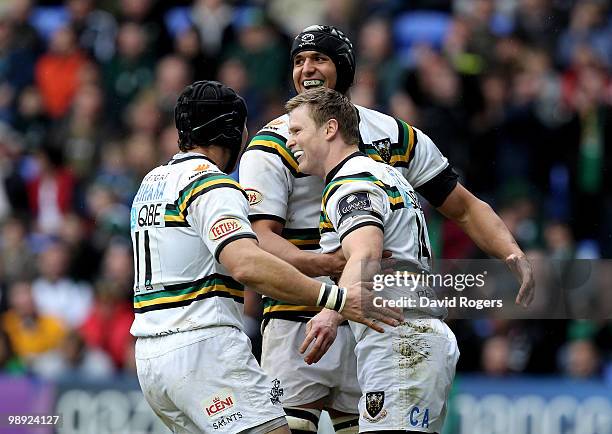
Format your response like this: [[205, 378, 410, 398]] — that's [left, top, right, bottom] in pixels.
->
[[240, 135, 345, 277], [402, 125, 534, 307], [219, 238, 398, 331], [190, 176, 400, 331], [300, 182, 389, 362], [298, 226, 384, 363], [252, 219, 345, 278], [436, 183, 534, 306]]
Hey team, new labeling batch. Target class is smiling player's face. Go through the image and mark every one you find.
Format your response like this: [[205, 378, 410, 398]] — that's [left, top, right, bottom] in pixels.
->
[[292, 51, 337, 94], [287, 104, 328, 177]]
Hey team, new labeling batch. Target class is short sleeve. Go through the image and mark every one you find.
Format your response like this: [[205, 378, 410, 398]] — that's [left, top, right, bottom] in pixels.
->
[[239, 133, 294, 224], [402, 125, 450, 189], [185, 173, 257, 262], [323, 181, 387, 242]]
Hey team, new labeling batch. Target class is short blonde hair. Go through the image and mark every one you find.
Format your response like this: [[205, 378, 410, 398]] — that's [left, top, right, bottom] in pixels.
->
[[285, 87, 359, 146]]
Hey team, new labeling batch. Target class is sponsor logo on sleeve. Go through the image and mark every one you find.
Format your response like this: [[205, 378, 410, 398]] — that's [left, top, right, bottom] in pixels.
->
[[363, 391, 387, 423], [245, 189, 263, 206], [209, 218, 242, 240], [337, 192, 372, 220]]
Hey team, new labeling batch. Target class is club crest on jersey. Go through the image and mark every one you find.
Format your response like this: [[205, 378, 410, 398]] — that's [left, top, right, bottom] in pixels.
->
[[337, 192, 372, 219], [364, 391, 387, 422], [372, 138, 392, 163], [245, 188, 263, 206], [209, 218, 242, 240], [203, 389, 236, 418]]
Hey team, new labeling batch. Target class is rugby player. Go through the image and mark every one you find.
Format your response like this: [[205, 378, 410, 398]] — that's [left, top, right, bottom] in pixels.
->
[[239, 25, 534, 434], [286, 86, 458, 433], [130, 80, 401, 434]]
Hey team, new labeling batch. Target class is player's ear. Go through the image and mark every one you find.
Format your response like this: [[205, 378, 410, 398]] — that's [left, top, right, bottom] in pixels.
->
[[326, 119, 339, 139]]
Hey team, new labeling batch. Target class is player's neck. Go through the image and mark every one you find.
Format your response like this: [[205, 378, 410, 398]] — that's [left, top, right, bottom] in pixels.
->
[[323, 144, 360, 179], [188, 145, 229, 171]]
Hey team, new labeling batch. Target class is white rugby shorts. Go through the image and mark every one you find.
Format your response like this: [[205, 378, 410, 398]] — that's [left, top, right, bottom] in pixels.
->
[[352, 318, 459, 433], [135, 326, 286, 433], [261, 318, 360, 414]]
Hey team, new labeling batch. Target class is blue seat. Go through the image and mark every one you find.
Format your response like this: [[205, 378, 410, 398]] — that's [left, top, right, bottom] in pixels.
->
[[30, 6, 70, 42], [393, 11, 451, 66], [164, 7, 192, 38]]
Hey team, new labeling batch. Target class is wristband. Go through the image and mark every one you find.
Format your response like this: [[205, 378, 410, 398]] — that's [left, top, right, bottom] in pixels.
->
[[317, 282, 347, 312]]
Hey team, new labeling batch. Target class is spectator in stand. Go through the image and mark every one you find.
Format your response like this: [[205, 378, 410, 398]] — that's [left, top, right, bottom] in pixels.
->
[[2, 279, 66, 360], [156, 123, 179, 163], [5, 0, 42, 54], [13, 86, 50, 151], [31, 329, 114, 380], [356, 17, 404, 108], [174, 26, 216, 81], [0, 216, 36, 284], [118, 0, 172, 56], [481, 335, 511, 376], [57, 212, 101, 282], [0, 328, 26, 375], [557, 0, 612, 69], [85, 181, 130, 248], [35, 26, 89, 119], [223, 7, 289, 99], [32, 240, 93, 328], [49, 83, 110, 180], [103, 21, 154, 122], [150, 54, 191, 118], [560, 63, 612, 247], [562, 339, 601, 378], [65, 0, 118, 64], [0, 9, 37, 123], [0, 123, 29, 217], [26, 145, 76, 235], [513, 0, 563, 54], [190, 0, 235, 59], [93, 141, 137, 206], [81, 241, 133, 369]]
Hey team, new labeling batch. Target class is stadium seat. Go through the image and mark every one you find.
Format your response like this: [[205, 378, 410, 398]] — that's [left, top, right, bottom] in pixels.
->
[[30, 6, 69, 42], [393, 10, 451, 67]]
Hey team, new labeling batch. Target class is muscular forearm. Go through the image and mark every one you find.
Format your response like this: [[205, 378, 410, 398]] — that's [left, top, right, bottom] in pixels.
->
[[233, 247, 322, 305], [256, 229, 330, 277], [454, 199, 524, 259], [338, 254, 380, 289], [438, 184, 525, 260]]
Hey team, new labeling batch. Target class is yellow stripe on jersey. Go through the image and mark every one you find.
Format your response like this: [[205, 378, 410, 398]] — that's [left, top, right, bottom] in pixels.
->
[[134, 274, 245, 313]]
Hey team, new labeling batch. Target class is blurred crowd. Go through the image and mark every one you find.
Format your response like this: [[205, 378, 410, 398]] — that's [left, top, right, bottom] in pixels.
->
[[0, 0, 610, 385]]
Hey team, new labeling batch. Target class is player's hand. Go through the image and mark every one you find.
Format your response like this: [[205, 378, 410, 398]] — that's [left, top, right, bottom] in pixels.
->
[[505, 253, 535, 307], [322, 248, 346, 278], [341, 281, 403, 333], [299, 309, 343, 365]]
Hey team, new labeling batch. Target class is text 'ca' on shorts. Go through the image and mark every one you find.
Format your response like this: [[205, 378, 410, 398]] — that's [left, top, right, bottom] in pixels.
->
[[261, 318, 360, 414], [351, 318, 459, 433], [135, 326, 286, 434]]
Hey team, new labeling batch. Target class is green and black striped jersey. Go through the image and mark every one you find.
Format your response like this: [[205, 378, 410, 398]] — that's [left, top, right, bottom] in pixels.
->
[[130, 152, 257, 337], [239, 104, 448, 322]]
